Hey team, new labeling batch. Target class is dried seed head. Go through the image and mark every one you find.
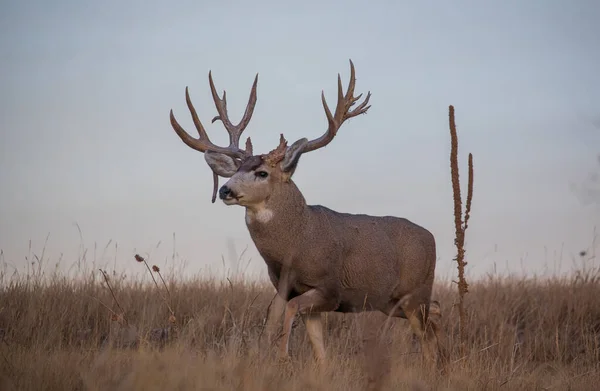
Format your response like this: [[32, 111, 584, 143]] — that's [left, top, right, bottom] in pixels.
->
[[262, 134, 288, 166], [134, 254, 144, 263], [168, 314, 176, 324], [152, 265, 160, 272]]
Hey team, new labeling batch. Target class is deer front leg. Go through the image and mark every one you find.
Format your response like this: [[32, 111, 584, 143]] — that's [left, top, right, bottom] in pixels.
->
[[264, 293, 286, 345], [263, 265, 294, 347], [302, 312, 326, 361], [279, 288, 338, 361]]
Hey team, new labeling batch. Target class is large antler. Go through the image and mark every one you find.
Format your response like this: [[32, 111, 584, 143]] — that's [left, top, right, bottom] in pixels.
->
[[170, 72, 257, 159], [302, 59, 371, 153], [170, 72, 258, 202]]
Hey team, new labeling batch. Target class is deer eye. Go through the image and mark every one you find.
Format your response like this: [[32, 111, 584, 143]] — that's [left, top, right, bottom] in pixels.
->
[[255, 171, 269, 178]]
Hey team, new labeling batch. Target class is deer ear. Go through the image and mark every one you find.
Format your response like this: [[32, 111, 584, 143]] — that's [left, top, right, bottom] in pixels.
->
[[280, 138, 309, 174], [204, 151, 240, 178]]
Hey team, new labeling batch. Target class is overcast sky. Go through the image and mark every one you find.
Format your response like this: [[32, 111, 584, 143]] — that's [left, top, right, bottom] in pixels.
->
[[1, 0, 599, 282]]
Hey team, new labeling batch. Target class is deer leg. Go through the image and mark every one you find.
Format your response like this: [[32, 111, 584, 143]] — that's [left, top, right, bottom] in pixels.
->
[[263, 265, 293, 348], [398, 289, 449, 372], [301, 312, 326, 361], [264, 293, 287, 346], [427, 300, 449, 370], [279, 288, 337, 360], [398, 292, 434, 363], [383, 299, 443, 355]]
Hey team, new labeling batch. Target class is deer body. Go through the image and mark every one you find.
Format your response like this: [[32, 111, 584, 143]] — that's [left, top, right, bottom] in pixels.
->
[[246, 177, 436, 315], [169, 60, 448, 368]]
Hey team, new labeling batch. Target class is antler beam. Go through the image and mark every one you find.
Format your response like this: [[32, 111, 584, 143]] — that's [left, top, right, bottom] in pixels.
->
[[302, 60, 371, 153]]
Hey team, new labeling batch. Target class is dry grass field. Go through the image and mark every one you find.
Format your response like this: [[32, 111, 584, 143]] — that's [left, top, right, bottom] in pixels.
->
[[1, 106, 598, 390], [1, 249, 599, 391]]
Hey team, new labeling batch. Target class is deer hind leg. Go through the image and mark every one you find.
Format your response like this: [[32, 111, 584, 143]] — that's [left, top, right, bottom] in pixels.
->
[[397, 288, 449, 372], [280, 288, 337, 362], [427, 300, 449, 367]]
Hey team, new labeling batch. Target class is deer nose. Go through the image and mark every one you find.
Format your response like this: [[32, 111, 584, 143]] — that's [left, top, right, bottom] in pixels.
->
[[219, 185, 232, 200]]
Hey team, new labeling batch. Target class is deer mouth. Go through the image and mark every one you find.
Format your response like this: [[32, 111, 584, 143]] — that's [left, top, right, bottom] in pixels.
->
[[223, 194, 243, 205]]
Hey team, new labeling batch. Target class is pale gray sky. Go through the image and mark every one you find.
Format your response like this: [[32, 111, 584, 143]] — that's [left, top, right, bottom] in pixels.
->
[[1, 0, 599, 281]]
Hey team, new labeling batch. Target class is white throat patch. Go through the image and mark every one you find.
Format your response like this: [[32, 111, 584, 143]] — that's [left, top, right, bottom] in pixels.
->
[[246, 207, 274, 225]]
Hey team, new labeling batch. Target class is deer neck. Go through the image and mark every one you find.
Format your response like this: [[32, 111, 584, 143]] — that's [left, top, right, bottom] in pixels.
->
[[244, 179, 308, 259], [245, 179, 307, 226]]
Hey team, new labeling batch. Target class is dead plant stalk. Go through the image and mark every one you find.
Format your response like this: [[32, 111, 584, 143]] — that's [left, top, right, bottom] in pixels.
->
[[135, 254, 176, 321], [98, 268, 127, 325], [448, 105, 474, 349]]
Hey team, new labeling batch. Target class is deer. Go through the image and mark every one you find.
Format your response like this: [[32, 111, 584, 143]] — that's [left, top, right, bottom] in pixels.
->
[[169, 60, 448, 369]]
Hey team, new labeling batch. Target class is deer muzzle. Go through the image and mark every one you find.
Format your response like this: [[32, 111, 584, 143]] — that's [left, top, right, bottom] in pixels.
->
[[219, 185, 239, 203]]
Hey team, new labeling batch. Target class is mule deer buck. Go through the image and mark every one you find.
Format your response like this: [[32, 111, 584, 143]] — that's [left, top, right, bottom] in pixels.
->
[[169, 60, 448, 368]]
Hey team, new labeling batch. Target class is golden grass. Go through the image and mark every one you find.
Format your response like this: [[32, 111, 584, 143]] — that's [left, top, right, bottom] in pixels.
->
[[1, 254, 600, 391]]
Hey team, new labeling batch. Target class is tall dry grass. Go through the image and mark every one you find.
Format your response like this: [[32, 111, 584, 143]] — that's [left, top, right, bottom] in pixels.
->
[[1, 248, 599, 391]]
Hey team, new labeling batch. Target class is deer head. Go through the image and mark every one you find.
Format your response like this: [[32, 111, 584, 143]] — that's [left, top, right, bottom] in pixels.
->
[[169, 60, 371, 208]]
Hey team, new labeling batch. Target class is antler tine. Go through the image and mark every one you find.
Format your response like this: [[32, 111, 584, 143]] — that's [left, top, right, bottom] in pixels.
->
[[245, 137, 254, 156], [303, 59, 371, 154], [185, 87, 210, 141], [209, 72, 258, 156], [170, 88, 247, 160]]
